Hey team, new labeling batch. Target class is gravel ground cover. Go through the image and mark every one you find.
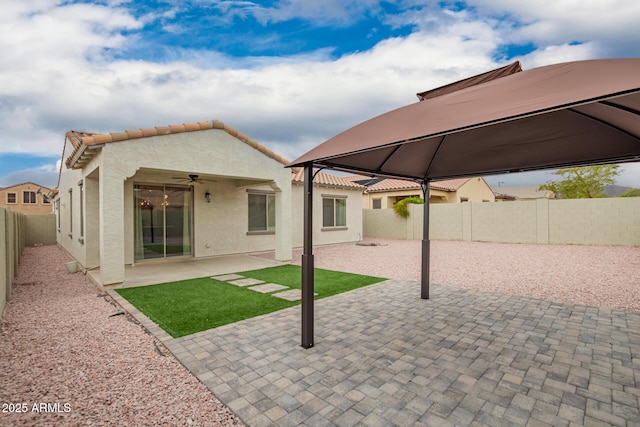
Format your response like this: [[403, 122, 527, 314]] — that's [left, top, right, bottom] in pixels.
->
[[259, 239, 640, 312], [0, 245, 244, 427]]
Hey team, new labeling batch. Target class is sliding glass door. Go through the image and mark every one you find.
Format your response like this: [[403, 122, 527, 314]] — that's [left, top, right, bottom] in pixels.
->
[[134, 184, 192, 260]]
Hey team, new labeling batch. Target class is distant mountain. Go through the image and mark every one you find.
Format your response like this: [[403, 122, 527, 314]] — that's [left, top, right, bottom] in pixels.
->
[[603, 184, 635, 197]]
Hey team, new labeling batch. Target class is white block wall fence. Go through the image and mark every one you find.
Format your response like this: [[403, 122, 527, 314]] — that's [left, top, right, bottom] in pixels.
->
[[364, 198, 640, 246]]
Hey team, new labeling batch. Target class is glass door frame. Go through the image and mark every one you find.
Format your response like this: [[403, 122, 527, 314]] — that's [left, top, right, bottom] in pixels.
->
[[134, 182, 194, 261]]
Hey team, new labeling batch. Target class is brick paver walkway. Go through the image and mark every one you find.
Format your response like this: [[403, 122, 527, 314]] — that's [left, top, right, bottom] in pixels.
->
[[110, 280, 640, 426]]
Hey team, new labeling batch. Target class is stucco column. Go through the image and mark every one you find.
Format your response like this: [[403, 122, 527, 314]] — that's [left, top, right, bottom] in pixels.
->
[[273, 178, 292, 262], [99, 164, 125, 285]]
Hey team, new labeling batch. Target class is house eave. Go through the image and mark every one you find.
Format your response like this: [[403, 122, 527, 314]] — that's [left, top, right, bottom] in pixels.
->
[[67, 144, 104, 170]]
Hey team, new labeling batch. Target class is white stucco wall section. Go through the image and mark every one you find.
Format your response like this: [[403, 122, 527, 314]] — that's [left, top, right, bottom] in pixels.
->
[[95, 128, 291, 283], [291, 184, 364, 248], [56, 139, 87, 268]]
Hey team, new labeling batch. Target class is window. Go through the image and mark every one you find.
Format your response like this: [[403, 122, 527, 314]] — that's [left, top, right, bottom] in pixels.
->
[[7, 193, 16, 204], [322, 196, 347, 228], [248, 191, 275, 233], [372, 198, 382, 209], [460, 197, 469, 202], [42, 195, 51, 204], [68, 189, 73, 238], [78, 181, 84, 241], [23, 191, 36, 204]]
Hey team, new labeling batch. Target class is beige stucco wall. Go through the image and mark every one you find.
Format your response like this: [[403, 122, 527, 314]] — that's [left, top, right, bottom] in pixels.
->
[[364, 198, 640, 246], [549, 198, 640, 246], [363, 178, 495, 208], [292, 184, 364, 248], [471, 200, 538, 243], [363, 188, 422, 209], [0, 183, 53, 215], [456, 177, 496, 202]]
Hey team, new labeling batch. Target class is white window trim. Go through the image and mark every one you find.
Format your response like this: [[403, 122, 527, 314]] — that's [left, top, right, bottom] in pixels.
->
[[247, 189, 276, 235], [321, 195, 348, 231]]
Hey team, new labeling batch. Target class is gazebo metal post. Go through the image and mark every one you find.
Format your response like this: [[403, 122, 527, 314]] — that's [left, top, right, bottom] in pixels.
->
[[421, 181, 430, 299], [301, 163, 314, 348]]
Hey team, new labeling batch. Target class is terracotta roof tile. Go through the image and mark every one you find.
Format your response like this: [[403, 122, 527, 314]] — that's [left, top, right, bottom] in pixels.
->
[[110, 131, 129, 142], [291, 169, 365, 190], [141, 127, 158, 137], [64, 119, 289, 169], [126, 130, 144, 139], [169, 124, 186, 133]]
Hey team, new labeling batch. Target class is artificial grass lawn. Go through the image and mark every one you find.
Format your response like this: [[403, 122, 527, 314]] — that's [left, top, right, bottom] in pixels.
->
[[116, 265, 385, 338]]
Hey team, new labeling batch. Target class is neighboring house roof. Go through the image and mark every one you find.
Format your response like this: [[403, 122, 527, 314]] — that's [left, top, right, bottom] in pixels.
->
[[343, 176, 472, 193], [64, 119, 288, 170], [492, 185, 554, 199], [494, 192, 517, 201], [291, 169, 365, 190], [0, 182, 51, 191]]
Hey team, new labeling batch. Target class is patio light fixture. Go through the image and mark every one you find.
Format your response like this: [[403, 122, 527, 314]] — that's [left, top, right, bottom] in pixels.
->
[[205, 191, 211, 203]]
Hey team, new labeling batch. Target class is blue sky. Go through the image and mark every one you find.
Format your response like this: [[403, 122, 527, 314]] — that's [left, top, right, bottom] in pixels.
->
[[1, 0, 640, 189]]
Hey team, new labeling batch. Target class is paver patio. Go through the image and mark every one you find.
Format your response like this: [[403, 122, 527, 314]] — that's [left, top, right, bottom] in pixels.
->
[[110, 278, 640, 427]]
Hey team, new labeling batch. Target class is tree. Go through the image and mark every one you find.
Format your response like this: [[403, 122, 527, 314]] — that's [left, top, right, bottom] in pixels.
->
[[538, 165, 620, 199]]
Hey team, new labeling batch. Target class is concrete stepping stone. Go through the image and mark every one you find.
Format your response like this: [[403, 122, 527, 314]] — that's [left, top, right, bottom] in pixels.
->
[[211, 274, 245, 281], [228, 278, 265, 287], [247, 283, 289, 294], [272, 289, 317, 301]]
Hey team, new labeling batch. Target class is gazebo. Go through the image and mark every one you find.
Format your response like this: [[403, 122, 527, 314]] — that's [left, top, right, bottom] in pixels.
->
[[289, 58, 640, 348]]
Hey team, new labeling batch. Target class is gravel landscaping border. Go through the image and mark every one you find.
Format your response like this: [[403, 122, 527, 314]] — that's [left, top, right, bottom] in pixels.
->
[[0, 245, 244, 427], [260, 239, 640, 312]]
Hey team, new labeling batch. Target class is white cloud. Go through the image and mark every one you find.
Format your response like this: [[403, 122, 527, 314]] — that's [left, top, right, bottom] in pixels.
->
[[1, 0, 639, 189]]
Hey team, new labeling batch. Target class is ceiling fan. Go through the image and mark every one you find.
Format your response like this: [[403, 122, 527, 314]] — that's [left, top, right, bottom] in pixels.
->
[[171, 174, 217, 185]]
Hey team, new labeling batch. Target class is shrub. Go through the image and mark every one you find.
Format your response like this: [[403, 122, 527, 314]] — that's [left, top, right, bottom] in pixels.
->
[[393, 196, 424, 218]]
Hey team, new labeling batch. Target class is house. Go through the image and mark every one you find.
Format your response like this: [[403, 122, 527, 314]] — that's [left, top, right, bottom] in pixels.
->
[[55, 119, 364, 287], [491, 185, 555, 200], [345, 176, 496, 209], [0, 182, 52, 215]]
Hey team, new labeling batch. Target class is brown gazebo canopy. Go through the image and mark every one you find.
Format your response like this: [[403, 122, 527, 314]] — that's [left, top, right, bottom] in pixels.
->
[[289, 58, 640, 348]]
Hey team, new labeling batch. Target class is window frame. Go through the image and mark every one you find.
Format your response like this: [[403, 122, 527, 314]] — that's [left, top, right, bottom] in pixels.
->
[[23, 191, 37, 204], [247, 190, 276, 235], [321, 194, 348, 231], [6, 192, 17, 204], [68, 188, 73, 238], [78, 181, 84, 243]]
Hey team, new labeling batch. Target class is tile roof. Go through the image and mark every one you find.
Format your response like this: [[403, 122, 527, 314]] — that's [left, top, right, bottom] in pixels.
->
[[343, 175, 471, 192], [291, 169, 365, 190], [491, 185, 554, 199], [0, 182, 52, 191], [64, 120, 288, 169]]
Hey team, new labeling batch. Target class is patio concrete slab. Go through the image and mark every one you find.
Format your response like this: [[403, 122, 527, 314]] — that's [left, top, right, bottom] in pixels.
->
[[93, 254, 282, 289], [272, 289, 318, 301], [112, 279, 640, 426], [212, 274, 246, 281], [248, 283, 289, 294], [228, 278, 266, 287]]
